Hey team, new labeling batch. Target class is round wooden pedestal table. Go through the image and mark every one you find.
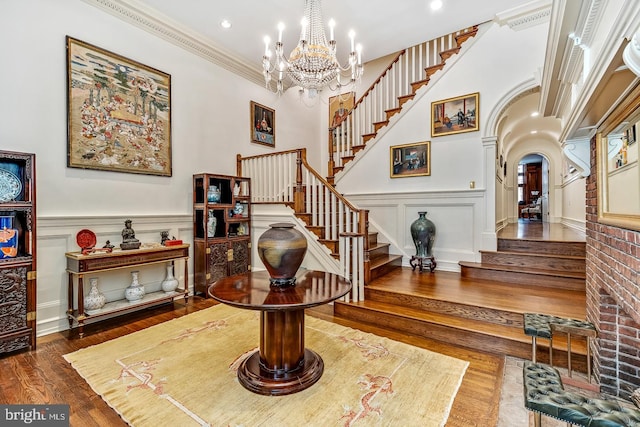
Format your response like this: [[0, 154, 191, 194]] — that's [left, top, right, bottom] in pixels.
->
[[208, 269, 351, 396]]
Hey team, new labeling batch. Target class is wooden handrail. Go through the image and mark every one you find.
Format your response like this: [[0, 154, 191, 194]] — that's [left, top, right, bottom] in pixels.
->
[[354, 51, 404, 108]]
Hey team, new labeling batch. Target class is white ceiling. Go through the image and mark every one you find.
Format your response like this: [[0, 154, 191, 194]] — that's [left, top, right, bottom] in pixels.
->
[[134, 0, 535, 71]]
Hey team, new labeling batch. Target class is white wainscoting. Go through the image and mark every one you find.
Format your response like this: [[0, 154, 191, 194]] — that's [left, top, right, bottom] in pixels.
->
[[36, 214, 192, 336], [345, 189, 486, 271]]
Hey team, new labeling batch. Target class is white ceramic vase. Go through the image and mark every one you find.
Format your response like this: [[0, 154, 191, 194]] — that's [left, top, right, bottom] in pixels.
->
[[207, 211, 217, 237], [84, 277, 106, 314], [161, 264, 179, 293], [124, 270, 145, 302]]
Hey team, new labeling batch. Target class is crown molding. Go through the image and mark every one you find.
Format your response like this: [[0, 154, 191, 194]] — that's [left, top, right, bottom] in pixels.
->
[[82, 0, 265, 88], [494, 0, 552, 31]]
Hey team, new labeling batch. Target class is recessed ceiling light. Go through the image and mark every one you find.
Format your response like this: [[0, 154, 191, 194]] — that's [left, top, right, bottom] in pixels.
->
[[531, 130, 538, 134], [220, 19, 232, 30], [430, 0, 443, 11], [530, 111, 539, 117]]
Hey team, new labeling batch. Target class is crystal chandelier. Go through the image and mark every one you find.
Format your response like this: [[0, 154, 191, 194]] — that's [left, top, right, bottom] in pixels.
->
[[262, 0, 363, 97]]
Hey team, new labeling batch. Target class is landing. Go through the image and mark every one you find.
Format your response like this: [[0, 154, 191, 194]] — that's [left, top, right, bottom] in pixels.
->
[[499, 221, 585, 242]]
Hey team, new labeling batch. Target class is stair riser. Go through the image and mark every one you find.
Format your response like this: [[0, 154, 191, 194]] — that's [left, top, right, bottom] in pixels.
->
[[498, 239, 585, 257], [334, 303, 588, 368], [365, 288, 523, 327], [460, 267, 585, 291], [481, 252, 585, 273]]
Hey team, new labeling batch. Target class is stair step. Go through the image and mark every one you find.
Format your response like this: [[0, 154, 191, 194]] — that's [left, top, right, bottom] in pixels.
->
[[373, 120, 389, 132], [458, 261, 585, 291], [317, 238, 338, 254], [351, 144, 366, 154], [369, 254, 402, 281], [410, 78, 430, 93], [385, 107, 401, 120], [424, 63, 445, 77], [368, 242, 391, 260], [398, 94, 415, 107], [439, 46, 461, 61], [480, 250, 585, 273], [368, 231, 378, 246], [498, 238, 586, 257], [362, 133, 376, 143], [334, 299, 589, 361], [455, 26, 478, 45]]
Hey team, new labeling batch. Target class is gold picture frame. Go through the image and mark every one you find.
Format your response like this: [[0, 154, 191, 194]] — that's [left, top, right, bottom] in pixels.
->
[[66, 36, 172, 176], [390, 141, 431, 178], [431, 92, 479, 137], [250, 101, 275, 147]]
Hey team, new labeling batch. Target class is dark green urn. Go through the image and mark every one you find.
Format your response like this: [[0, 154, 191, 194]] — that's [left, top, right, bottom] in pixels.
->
[[410, 212, 436, 257]]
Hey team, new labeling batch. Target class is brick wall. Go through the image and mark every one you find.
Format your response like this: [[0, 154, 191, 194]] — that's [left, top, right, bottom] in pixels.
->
[[586, 135, 640, 398]]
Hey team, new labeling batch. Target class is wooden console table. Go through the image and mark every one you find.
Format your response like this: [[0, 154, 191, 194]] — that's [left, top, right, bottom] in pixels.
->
[[208, 269, 351, 396], [66, 244, 189, 337]]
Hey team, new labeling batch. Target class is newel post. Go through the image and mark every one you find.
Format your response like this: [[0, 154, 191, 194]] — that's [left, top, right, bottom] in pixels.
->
[[359, 209, 371, 284], [294, 149, 305, 214]]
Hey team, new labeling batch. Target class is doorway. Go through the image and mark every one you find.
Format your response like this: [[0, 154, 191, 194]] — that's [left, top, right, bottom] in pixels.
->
[[517, 154, 548, 222]]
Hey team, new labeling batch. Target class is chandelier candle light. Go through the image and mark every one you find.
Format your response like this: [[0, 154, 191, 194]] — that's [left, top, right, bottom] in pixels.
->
[[262, 0, 363, 97]]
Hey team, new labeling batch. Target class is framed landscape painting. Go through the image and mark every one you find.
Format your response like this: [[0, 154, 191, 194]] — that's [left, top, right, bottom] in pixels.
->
[[431, 92, 479, 137], [390, 141, 431, 178], [66, 36, 172, 176], [251, 101, 275, 147]]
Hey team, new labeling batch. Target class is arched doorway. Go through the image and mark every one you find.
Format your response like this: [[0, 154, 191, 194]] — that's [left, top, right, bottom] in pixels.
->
[[516, 153, 549, 222]]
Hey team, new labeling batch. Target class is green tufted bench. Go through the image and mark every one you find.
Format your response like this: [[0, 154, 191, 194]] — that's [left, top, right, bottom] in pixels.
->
[[523, 313, 597, 384], [523, 361, 640, 426]]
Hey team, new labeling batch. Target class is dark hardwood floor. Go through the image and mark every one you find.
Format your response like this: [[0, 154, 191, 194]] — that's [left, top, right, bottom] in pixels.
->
[[0, 221, 584, 427]]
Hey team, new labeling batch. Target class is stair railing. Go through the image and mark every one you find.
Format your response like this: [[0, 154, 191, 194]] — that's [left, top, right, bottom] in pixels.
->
[[237, 150, 368, 301], [329, 26, 478, 181]]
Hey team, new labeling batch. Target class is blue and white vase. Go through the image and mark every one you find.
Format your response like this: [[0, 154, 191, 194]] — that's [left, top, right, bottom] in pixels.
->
[[124, 271, 145, 302], [0, 216, 18, 258], [207, 185, 221, 203], [84, 277, 106, 314]]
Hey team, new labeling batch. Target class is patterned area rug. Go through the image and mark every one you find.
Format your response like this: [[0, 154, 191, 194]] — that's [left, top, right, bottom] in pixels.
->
[[65, 304, 468, 426]]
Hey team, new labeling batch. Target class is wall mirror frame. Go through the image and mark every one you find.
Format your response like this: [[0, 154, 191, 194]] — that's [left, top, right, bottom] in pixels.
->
[[597, 80, 640, 231]]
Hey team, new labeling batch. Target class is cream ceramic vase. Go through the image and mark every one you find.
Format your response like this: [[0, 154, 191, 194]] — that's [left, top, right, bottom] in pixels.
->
[[161, 264, 179, 293]]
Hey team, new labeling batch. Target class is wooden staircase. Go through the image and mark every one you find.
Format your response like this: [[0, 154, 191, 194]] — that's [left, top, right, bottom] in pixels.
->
[[367, 228, 402, 281], [459, 237, 586, 291], [294, 198, 403, 281], [334, 235, 590, 369], [328, 26, 478, 182]]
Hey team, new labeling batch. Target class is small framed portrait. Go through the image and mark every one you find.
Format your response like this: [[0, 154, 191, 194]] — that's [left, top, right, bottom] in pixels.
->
[[250, 101, 275, 147], [390, 141, 431, 178], [431, 92, 479, 137]]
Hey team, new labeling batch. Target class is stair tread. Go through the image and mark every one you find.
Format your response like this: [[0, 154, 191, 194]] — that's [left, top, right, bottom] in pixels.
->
[[480, 249, 585, 260], [365, 269, 585, 318], [459, 261, 586, 279], [370, 253, 402, 269], [340, 299, 588, 353]]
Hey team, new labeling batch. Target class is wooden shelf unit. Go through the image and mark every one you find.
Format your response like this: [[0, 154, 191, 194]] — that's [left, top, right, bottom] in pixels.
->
[[65, 244, 189, 337], [0, 150, 36, 355], [193, 173, 251, 296]]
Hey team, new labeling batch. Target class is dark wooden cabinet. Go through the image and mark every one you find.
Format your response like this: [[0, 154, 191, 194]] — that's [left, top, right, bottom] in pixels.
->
[[193, 174, 251, 296], [0, 150, 36, 354]]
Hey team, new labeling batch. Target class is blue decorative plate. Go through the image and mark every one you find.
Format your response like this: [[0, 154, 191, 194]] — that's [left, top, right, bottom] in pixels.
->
[[0, 170, 22, 202]]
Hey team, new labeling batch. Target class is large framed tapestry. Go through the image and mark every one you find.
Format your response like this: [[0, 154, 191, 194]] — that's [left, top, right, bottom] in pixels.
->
[[66, 36, 172, 176]]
